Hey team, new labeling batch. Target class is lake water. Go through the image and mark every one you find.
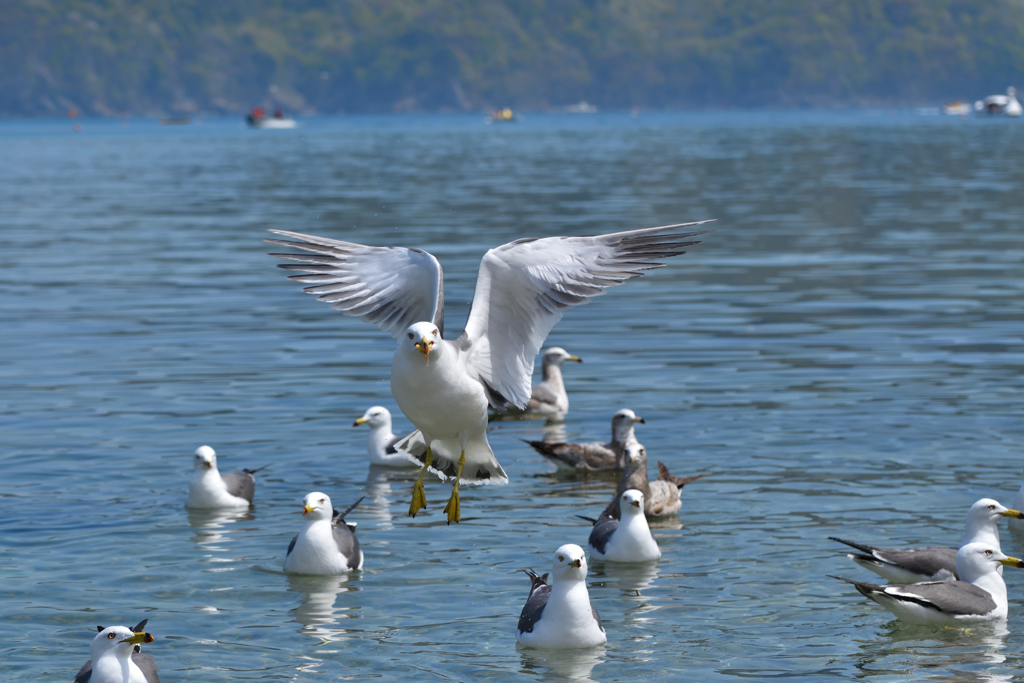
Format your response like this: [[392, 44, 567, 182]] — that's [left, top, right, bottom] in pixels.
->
[[1, 111, 1023, 681]]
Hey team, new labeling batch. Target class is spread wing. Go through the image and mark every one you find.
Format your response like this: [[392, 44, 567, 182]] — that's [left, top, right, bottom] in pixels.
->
[[460, 222, 711, 408], [266, 230, 445, 337]]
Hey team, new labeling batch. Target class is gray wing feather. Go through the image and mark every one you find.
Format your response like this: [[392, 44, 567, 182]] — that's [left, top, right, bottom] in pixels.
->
[[869, 547, 958, 578], [133, 652, 161, 683], [383, 434, 403, 455], [517, 569, 550, 634], [332, 517, 361, 569], [221, 471, 255, 503], [461, 222, 712, 409], [529, 381, 561, 406], [526, 440, 618, 471], [266, 230, 445, 337], [74, 660, 92, 683], [590, 603, 604, 632], [286, 533, 298, 557], [588, 516, 619, 555], [883, 580, 997, 616]]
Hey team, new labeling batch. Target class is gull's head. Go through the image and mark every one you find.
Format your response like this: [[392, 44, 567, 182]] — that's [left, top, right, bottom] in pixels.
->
[[403, 322, 441, 364], [967, 498, 1023, 526], [621, 489, 645, 515], [625, 445, 646, 468], [354, 406, 391, 429], [1009, 86, 1017, 98], [302, 491, 333, 520], [551, 543, 588, 581], [194, 445, 217, 472], [91, 625, 155, 660], [611, 409, 644, 438], [543, 347, 583, 366], [957, 542, 1023, 581]]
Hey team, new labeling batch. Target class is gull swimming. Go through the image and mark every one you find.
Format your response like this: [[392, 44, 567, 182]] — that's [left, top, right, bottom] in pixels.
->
[[268, 222, 710, 523], [516, 543, 606, 649], [829, 498, 1022, 583], [75, 620, 158, 683], [833, 542, 1024, 625], [493, 347, 582, 420], [606, 444, 708, 518], [526, 408, 644, 471], [186, 446, 266, 508], [353, 406, 414, 467], [284, 492, 364, 575], [580, 489, 661, 562]]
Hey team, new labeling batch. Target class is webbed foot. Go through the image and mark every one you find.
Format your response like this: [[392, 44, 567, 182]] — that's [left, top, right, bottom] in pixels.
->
[[408, 447, 433, 517], [443, 451, 466, 524]]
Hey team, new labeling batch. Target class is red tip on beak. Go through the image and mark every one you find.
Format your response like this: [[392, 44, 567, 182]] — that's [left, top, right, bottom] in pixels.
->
[[302, 508, 307, 515], [571, 558, 582, 568]]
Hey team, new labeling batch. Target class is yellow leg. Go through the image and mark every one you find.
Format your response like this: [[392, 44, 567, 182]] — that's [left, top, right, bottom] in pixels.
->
[[408, 447, 433, 517], [443, 451, 466, 524]]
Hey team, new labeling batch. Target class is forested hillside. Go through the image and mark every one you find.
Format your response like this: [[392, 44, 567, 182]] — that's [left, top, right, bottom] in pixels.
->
[[3, 0, 1024, 117]]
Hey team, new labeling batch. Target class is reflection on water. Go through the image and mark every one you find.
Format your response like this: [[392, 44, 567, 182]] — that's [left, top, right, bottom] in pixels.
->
[[518, 646, 606, 681], [287, 574, 358, 643], [364, 466, 418, 530], [187, 507, 254, 550], [860, 620, 1014, 681]]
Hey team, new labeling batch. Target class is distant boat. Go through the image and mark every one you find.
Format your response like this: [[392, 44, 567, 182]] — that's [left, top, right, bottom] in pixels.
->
[[564, 101, 598, 114], [160, 117, 191, 125], [247, 106, 297, 129], [486, 108, 517, 123], [942, 101, 971, 116], [974, 87, 1022, 116]]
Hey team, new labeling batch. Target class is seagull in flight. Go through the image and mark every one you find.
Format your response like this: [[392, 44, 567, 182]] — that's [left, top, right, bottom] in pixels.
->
[[267, 221, 711, 523]]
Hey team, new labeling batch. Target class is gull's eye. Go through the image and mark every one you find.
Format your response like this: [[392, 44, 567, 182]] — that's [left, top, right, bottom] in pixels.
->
[[319, 498, 325, 504], [986, 550, 993, 555], [107, 632, 116, 639], [432, 329, 438, 336], [989, 505, 996, 510], [558, 555, 564, 562], [408, 332, 414, 340]]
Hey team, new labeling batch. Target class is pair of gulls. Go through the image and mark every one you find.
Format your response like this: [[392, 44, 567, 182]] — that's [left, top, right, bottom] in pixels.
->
[[515, 489, 663, 652], [74, 620, 157, 683], [832, 498, 1024, 625], [186, 447, 363, 573], [267, 221, 710, 523]]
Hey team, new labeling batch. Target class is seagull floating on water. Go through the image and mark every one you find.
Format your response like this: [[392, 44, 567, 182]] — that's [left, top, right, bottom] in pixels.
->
[[186, 446, 266, 508], [353, 406, 414, 467], [526, 408, 644, 472], [284, 492, 364, 575], [493, 347, 582, 420], [516, 543, 606, 649], [975, 87, 1022, 116], [74, 620, 159, 683], [605, 444, 707, 518], [268, 222, 710, 523], [580, 489, 661, 562], [829, 498, 1022, 583], [833, 542, 1024, 625]]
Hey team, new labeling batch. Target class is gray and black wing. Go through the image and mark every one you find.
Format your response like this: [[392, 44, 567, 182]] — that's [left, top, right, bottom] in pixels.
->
[[588, 514, 620, 555], [133, 652, 161, 683], [267, 230, 445, 337], [834, 575, 996, 617], [383, 434, 403, 455], [74, 660, 92, 683], [286, 533, 299, 558], [517, 569, 551, 634], [830, 538, 958, 579], [221, 471, 256, 504], [332, 497, 364, 569]]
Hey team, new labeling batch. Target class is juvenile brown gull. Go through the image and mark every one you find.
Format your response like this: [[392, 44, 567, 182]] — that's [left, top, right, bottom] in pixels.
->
[[525, 408, 644, 471], [493, 347, 582, 420]]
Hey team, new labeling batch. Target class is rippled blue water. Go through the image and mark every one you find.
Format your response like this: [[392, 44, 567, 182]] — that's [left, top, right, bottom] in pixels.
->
[[1, 111, 1023, 681]]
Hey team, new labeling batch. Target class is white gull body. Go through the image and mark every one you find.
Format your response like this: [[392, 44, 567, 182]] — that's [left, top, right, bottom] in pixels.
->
[[516, 544, 606, 649], [353, 406, 411, 466], [498, 347, 582, 419], [588, 489, 661, 562], [186, 445, 253, 509], [75, 623, 158, 683], [284, 492, 363, 575]]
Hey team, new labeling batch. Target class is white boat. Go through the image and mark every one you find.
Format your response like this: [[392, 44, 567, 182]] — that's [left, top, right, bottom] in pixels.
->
[[246, 107, 298, 128], [942, 101, 971, 116], [974, 87, 1022, 116], [564, 101, 599, 114]]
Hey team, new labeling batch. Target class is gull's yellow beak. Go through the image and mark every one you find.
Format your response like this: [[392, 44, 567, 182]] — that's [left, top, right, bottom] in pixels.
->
[[1000, 556, 1024, 568], [205, 460, 213, 469], [303, 504, 316, 515], [1000, 509, 1024, 519], [568, 355, 583, 363], [121, 632, 154, 645], [634, 415, 645, 424], [353, 417, 368, 427], [570, 558, 582, 568], [631, 499, 642, 508], [414, 336, 434, 363]]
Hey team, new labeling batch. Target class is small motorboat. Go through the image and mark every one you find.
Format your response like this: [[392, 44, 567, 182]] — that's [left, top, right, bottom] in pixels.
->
[[942, 101, 971, 116], [486, 107, 517, 123], [247, 106, 297, 128], [564, 101, 599, 114], [974, 87, 1022, 116]]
